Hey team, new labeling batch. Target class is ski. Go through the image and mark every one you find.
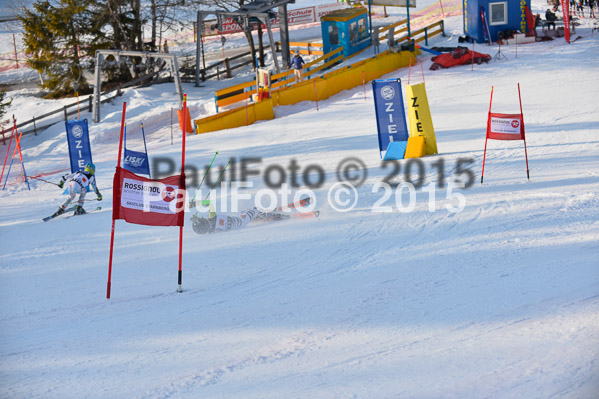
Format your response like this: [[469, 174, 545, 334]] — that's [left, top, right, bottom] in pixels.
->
[[276, 195, 312, 212], [64, 206, 102, 219], [257, 209, 319, 222], [43, 206, 101, 222]]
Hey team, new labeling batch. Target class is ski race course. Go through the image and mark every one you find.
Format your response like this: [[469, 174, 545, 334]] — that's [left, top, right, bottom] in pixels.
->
[[1, 0, 598, 398]]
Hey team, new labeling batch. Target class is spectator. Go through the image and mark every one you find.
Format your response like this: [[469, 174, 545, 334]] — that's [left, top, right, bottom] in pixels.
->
[[163, 39, 169, 54], [545, 9, 557, 29], [288, 51, 305, 83]]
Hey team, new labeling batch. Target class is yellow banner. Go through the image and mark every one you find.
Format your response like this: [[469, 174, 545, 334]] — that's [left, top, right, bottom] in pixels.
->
[[406, 82, 438, 155]]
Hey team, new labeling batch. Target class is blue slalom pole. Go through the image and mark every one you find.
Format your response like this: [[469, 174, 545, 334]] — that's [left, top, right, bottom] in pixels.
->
[[141, 122, 151, 179], [20, 161, 31, 190], [2, 157, 15, 190]]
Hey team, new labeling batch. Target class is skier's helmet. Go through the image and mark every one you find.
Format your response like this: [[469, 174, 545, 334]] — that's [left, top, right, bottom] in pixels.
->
[[84, 162, 96, 175], [192, 217, 211, 234]]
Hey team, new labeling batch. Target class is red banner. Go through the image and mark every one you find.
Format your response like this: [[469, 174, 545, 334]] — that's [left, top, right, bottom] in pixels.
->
[[112, 166, 186, 227], [486, 112, 525, 141], [214, 3, 345, 34]]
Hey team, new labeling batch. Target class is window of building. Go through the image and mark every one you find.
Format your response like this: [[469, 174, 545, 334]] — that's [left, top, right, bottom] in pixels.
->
[[328, 25, 339, 45], [358, 17, 368, 40], [349, 21, 358, 44], [489, 2, 508, 25]]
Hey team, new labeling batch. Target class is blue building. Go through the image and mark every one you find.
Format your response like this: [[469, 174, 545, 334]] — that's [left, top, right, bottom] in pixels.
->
[[321, 8, 371, 59], [463, 0, 532, 43]]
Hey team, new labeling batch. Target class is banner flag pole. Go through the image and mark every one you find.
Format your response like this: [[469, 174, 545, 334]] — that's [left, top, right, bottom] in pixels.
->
[[178, 94, 187, 293], [481, 86, 494, 184], [517, 83, 530, 179], [107, 102, 127, 299]]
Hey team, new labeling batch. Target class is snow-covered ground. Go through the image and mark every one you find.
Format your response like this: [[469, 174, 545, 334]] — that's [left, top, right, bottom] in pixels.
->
[[1, 1, 599, 398]]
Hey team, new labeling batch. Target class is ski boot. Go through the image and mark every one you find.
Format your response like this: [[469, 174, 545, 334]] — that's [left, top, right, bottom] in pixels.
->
[[73, 205, 86, 215], [52, 207, 66, 217]]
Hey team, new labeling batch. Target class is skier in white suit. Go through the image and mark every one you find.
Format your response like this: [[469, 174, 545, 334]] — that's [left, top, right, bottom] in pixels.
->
[[52, 162, 102, 217]]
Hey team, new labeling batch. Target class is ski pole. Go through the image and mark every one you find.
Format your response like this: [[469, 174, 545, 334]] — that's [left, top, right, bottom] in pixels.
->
[[203, 159, 230, 201], [30, 176, 61, 186], [189, 151, 219, 207], [190, 151, 218, 204], [198, 151, 218, 191]]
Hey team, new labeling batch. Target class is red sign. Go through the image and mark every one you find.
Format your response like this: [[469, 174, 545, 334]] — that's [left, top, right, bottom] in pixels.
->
[[112, 166, 186, 227], [486, 112, 525, 141]]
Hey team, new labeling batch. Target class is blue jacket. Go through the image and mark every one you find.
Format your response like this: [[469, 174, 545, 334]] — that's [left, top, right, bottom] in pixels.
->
[[289, 55, 305, 70]]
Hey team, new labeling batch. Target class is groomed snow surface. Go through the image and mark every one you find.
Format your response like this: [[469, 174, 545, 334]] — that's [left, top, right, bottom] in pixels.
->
[[1, 2, 599, 398]]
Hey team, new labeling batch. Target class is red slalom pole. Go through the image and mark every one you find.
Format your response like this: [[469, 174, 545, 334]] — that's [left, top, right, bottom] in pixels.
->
[[116, 102, 127, 168], [107, 102, 127, 299], [2, 132, 22, 189], [178, 94, 187, 293], [481, 136, 489, 184], [1, 118, 16, 184], [106, 220, 116, 298], [517, 83, 530, 179], [481, 86, 494, 184]]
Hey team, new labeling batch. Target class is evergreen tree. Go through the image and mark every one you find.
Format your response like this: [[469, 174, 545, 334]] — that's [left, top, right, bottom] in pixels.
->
[[0, 89, 12, 121], [19, 0, 91, 98]]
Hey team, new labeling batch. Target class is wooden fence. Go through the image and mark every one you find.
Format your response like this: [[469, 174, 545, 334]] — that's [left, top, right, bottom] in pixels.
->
[[0, 69, 170, 144]]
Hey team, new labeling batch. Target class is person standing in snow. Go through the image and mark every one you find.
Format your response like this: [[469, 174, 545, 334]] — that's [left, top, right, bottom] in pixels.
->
[[51, 162, 102, 217], [288, 51, 305, 83]]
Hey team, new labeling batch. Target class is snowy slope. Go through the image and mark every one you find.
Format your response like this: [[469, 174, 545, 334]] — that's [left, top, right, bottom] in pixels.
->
[[1, 2, 599, 398]]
